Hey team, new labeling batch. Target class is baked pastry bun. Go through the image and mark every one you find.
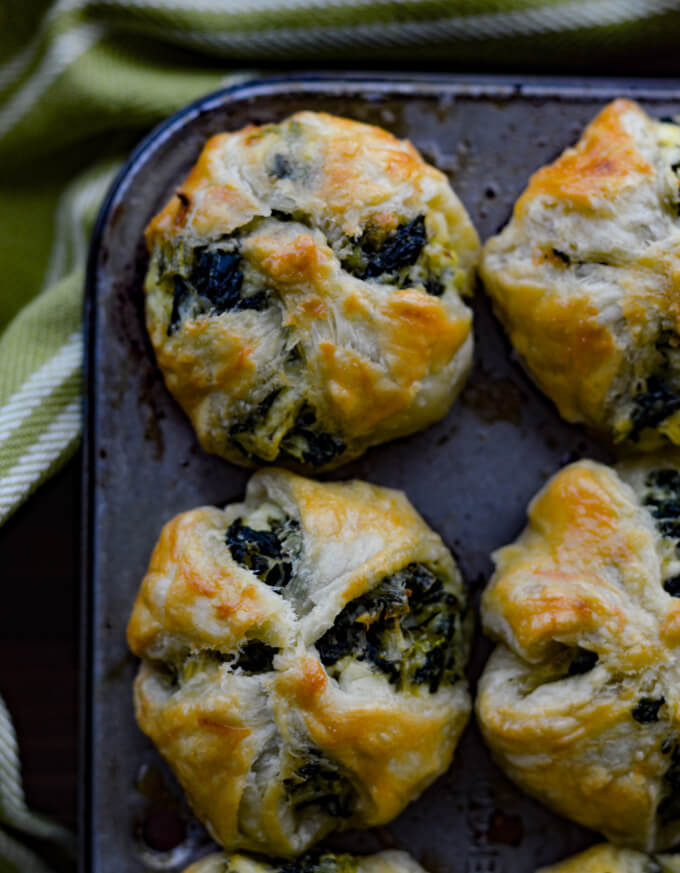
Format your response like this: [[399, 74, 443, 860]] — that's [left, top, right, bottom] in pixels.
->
[[480, 99, 680, 448], [128, 469, 471, 856], [537, 843, 680, 873], [144, 111, 479, 471], [476, 455, 680, 850], [182, 850, 429, 873]]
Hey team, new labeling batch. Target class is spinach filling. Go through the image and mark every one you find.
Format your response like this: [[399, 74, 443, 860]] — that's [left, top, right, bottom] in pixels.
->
[[633, 697, 666, 724], [521, 646, 598, 694], [629, 334, 680, 439], [283, 750, 355, 819], [267, 152, 308, 184], [166, 244, 268, 336], [230, 396, 347, 470], [231, 388, 283, 435], [630, 377, 680, 439], [156, 640, 279, 687], [315, 562, 465, 693], [644, 469, 680, 542], [232, 640, 279, 673], [567, 647, 599, 676], [664, 575, 680, 597], [278, 404, 346, 468], [659, 740, 680, 825], [276, 852, 358, 873], [643, 468, 680, 597], [226, 512, 300, 590], [269, 152, 295, 180], [341, 214, 441, 292]]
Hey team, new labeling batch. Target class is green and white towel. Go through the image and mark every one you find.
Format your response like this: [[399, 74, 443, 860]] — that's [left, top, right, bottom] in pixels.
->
[[3, 1, 680, 869], [0, 697, 75, 873], [3, 0, 680, 526]]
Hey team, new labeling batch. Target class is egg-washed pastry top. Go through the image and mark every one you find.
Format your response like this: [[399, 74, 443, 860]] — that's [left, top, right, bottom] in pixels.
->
[[182, 850, 428, 873], [480, 98, 680, 448], [537, 843, 680, 873], [144, 111, 480, 471], [127, 469, 471, 856], [476, 455, 680, 850]]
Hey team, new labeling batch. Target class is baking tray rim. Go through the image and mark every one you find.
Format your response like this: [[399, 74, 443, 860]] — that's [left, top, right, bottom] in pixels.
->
[[80, 70, 680, 873]]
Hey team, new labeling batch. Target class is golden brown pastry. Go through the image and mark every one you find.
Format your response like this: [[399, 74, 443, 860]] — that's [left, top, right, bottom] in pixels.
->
[[144, 111, 479, 470], [537, 843, 680, 873], [128, 469, 471, 856], [182, 850, 429, 873], [476, 455, 680, 850], [480, 99, 680, 448]]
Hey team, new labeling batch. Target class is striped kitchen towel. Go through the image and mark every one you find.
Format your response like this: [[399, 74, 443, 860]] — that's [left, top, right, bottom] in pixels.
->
[[0, 697, 75, 873]]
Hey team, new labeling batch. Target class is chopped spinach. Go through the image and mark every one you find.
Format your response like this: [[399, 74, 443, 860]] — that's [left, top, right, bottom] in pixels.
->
[[192, 247, 268, 313], [342, 215, 428, 283], [665, 575, 680, 597], [283, 751, 355, 819], [644, 468, 680, 542], [164, 242, 271, 334], [229, 389, 283, 443], [191, 247, 244, 309], [269, 153, 294, 179], [278, 404, 346, 468], [234, 640, 278, 673], [316, 562, 465, 693], [167, 275, 192, 336], [424, 276, 444, 296], [521, 645, 598, 694], [203, 642, 279, 675], [158, 641, 279, 686], [630, 376, 680, 439], [644, 466, 680, 596], [226, 513, 299, 589], [659, 741, 680, 824], [229, 395, 345, 470], [277, 853, 357, 873], [153, 659, 179, 687], [567, 647, 599, 676], [633, 697, 666, 724]]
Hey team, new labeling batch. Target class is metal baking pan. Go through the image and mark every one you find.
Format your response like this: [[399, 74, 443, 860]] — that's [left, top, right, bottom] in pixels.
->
[[81, 74, 680, 873]]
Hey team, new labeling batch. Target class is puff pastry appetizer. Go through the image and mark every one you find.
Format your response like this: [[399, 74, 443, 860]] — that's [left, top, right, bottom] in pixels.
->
[[477, 455, 680, 850], [182, 850, 429, 873], [537, 843, 680, 873], [144, 111, 479, 470], [480, 99, 680, 448], [128, 469, 471, 855]]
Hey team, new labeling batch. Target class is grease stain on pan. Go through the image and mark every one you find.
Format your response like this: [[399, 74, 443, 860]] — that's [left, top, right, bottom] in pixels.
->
[[461, 364, 528, 428], [134, 764, 208, 870]]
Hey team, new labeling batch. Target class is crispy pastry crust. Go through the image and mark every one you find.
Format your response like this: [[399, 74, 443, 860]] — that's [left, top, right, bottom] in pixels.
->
[[477, 455, 680, 850], [480, 99, 680, 447], [144, 112, 479, 470], [537, 843, 680, 873], [182, 850, 429, 873], [128, 470, 471, 855]]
